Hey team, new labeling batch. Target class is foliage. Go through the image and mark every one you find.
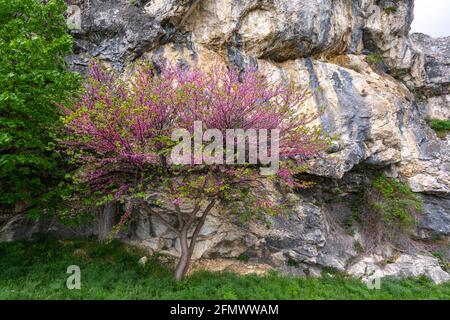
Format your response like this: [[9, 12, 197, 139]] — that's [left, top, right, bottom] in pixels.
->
[[366, 53, 384, 66], [0, 0, 80, 212], [1, 238, 450, 300], [237, 254, 250, 262], [429, 119, 450, 139], [343, 184, 368, 235], [61, 62, 328, 279], [432, 250, 450, 273], [344, 175, 422, 248], [370, 176, 422, 228], [430, 119, 450, 132], [384, 6, 397, 15]]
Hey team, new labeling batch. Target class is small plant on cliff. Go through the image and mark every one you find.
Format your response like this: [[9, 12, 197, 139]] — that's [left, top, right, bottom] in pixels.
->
[[345, 175, 423, 250], [62, 62, 328, 280], [0, 0, 80, 213], [370, 176, 422, 227], [359, 175, 422, 250], [429, 119, 450, 139], [366, 53, 384, 66], [384, 6, 397, 15], [432, 250, 450, 273]]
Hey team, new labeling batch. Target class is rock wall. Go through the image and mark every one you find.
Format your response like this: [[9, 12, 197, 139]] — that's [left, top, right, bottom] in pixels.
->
[[1, 0, 449, 283]]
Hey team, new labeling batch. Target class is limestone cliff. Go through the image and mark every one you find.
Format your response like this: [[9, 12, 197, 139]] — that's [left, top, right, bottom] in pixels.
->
[[1, 0, 449, 283]]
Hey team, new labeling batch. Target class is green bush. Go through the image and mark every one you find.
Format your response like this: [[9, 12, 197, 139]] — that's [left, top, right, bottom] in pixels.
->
[[429, 119, 450, 138], [366, 53, 384, 65], [0, 0, 80, 213], [432, 251, 450, 273], [370, 176, 422, 230], [384, 6, 397, 15], [238, 254, 250, 262], [345, 176, 422, 246]]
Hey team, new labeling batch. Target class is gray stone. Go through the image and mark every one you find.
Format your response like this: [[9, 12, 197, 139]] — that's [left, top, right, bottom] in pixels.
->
[[348, 254, 450, 285], [416, 195, 450, 240]]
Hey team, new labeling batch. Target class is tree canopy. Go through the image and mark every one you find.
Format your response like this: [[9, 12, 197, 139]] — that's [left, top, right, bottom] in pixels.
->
[[0, 0, 79, 213], [62, 63, 327, 279]]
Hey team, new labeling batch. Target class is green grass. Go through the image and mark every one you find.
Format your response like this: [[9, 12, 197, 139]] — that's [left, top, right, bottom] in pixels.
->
[[0, 236, 449, 300], [371, 176, 422, 228], [366, 53, 384, 66], [344, 176, 422, 238], [429, 119, 450, 139], [384, 6, 397, 15]]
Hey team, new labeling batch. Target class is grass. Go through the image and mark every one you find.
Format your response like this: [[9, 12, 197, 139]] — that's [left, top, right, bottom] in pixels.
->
[[0, 235, 449, 300], [365, 53, 384, 66], [345, 176, 422, 241], [433, 250, 450, 273], [370, 176, 422, 228], [384, 6, 397, 15], [429, 119, 450, 139]]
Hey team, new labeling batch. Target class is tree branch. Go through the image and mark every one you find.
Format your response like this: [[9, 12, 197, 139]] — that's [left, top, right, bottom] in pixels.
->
[[188, 198, 216, 254], [141, 202, 179, 234]]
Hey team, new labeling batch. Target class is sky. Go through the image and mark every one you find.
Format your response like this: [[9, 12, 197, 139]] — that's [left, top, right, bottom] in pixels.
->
[[410, 0, 450, 37]]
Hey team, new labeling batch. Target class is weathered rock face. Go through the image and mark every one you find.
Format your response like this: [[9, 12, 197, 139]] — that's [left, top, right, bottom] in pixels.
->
[[417, 195, 450, 240], [410, 33, 450, 97], [1, 0, 449, 283], [348, 253, 450, 285], [65, 0, 165, 72]]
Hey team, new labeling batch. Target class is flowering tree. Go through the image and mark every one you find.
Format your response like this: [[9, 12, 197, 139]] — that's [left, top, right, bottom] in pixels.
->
[[62, 63, 327, 280]]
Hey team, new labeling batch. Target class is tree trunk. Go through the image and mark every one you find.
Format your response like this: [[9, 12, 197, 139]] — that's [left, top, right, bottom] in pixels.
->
[[172, 198, 216, 281], [97, 201, 117, 243], [174, 228, 190, 281]]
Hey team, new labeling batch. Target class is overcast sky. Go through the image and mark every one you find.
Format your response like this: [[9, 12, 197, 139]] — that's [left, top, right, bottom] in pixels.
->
[[410, 0, 450, 37]]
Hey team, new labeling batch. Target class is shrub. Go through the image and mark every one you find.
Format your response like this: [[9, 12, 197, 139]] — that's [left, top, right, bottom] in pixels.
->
[[348, 176, 422, 249], [366, 53, 384, 66], [384, 6, 397, 15], [432, 251, 449, 273], [370, 176, 422, 228], [429, 119, 450, 139], [0, 0, 80, 213], [237, 254, 250, 262]]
